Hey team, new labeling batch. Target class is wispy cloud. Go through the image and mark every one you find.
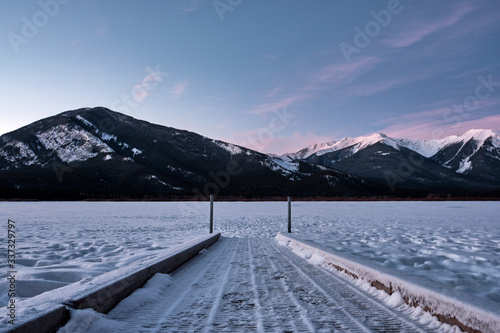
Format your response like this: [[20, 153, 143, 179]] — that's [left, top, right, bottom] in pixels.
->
[[305, 56, 379, 91], [379, 98, 500, 139], [260, 54, 278, 65], [180, 0, 200, 13], [383, 114, 500, 140], [385, 3, 474, 48], [171, 80, 190, 99], [250, 56, 379, 114], [344, 60, 463, 97], [249, 94, 310, 115], [266, 86, 284, 98], [96, 19, 112, 37]]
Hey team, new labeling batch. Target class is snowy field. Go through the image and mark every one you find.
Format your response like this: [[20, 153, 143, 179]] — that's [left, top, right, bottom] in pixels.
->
[[0, 201, 499, 310]]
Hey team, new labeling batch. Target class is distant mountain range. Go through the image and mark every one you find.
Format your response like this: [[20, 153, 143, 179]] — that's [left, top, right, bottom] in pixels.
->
[[282, 129, 500, 194], [0, 107, 498, 200]]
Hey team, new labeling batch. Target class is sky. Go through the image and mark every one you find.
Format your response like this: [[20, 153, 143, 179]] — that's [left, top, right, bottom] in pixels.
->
[[1, 0, 500, 154]]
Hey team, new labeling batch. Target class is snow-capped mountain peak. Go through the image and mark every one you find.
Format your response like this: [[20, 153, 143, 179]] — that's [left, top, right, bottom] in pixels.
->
[[283, 140, 337, 161], [283, 133, 400, 161], [285, 129, 500, 182]]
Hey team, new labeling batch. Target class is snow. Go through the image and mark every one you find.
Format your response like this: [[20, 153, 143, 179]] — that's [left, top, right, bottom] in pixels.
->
[[277, 233, 500, 333], [36, 124, 114, 163], [147, 175, 181, 189], [268, 157, 299, 176], [101, 133, 117, 142], [59, 237, 443, 332], [0, 202, 206, 320], [131, 147, 142, 156], [288, 129, 500, 162], [75, 115, 94, 128], [457, 159, 472, 173], [283, 140, 337, 160], [386, 291, 405, 308], [57, 273, 172, 333], [0, 201, 499, 330], [0, 141, 38, 167], [291, 133, 401, 159], [213, 140, 243, 155], [178, 201, 500, 304]]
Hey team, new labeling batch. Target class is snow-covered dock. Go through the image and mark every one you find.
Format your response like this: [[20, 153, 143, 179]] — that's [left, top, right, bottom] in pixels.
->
[[7, 232, 500, 332], [61, 237, 442, 332]]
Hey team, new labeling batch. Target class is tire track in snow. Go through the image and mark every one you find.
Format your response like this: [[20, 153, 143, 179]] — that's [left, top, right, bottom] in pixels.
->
[[269, 239, 432, 332], [111, 237, 433, 332], [247, 238, 265, 333], [249, 238, 311, 332], [259, 238, 368, 332], [112, 237, 236, 332]]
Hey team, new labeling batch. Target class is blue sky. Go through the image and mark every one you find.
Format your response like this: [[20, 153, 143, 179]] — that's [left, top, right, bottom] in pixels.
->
[[1, 0, 500, 154]]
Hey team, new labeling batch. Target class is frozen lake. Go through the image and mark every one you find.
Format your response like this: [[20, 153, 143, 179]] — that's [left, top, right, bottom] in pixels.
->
[[0, 201, 499, 309]]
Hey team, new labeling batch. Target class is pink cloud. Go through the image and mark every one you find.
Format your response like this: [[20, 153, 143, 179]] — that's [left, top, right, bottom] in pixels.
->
[[266, 86, 284, 98], [229, 130, 333, 155], [270, 131, 335, 155], [249, 94, 311, 115], [383, 114, 500, 140], [305, 56, 379, 91], [171, 80, 190, 99], [250, 57, 379, 115], [385, 3, 474, 48], [381, 112, 500, 141]]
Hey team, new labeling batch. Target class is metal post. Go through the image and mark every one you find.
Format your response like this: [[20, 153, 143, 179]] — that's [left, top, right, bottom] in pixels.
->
[[210, 194, 214, 234], [288, 196, 291, 233]]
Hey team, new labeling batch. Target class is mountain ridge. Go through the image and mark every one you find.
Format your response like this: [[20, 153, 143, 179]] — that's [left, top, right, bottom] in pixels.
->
[[1, 107, 499, 199], [283, 129, 500, 175], [0, 107, 385, 200], [281, 129, 500, 194]]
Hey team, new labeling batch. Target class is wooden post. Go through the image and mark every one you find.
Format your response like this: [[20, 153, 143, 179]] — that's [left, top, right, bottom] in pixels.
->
[[210, 194, 214, 234], [288, 196, 291, 233]]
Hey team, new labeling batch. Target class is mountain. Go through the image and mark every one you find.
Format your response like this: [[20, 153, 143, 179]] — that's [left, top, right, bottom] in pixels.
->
[[0, 107, 384, 200], [283, 130, 500, 194]]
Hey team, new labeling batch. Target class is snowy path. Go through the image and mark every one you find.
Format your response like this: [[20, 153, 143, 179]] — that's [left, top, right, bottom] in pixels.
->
[[110, 237, 433, 332]]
